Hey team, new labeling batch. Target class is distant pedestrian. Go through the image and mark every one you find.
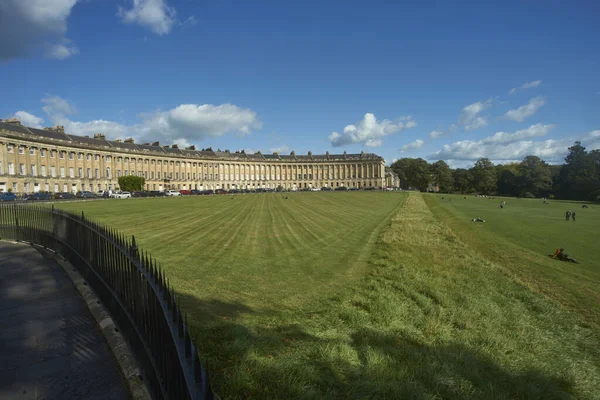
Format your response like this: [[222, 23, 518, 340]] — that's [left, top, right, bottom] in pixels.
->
[[566, 211, 571, 221], [572, 212, 576, 222]]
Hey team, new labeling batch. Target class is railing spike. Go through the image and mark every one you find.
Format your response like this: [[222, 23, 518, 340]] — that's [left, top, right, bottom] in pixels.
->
[[81, 210, 85, 221]]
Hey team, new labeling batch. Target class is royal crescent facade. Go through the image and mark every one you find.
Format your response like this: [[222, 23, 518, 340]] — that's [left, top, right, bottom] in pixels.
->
[[0, 119, 389, 194]]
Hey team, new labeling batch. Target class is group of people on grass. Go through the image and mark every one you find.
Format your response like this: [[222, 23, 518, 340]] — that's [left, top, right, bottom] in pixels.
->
[[565, 210, 576, 221]]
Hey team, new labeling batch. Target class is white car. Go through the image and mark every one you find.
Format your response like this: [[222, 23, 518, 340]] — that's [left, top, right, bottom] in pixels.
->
[[165, 190, 181, 196], [311, 187, 321, 191], [111, 191, 131, 199]]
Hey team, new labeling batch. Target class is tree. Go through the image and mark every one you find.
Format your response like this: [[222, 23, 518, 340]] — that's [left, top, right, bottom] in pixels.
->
[[496, 163, 520, 196], [557, 142, 597, 200], [409, 158, 432, 191], [118, 175, 146, 192], [517, 156, 552, 197], [453, 168, 473, 193], [471, 158, 497, 194], [431, 160, 453, 192], [390, 158, 411, 190]]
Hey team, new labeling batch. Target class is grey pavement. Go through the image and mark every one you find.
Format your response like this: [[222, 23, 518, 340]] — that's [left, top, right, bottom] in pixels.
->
[[0, 241, 130, 400]]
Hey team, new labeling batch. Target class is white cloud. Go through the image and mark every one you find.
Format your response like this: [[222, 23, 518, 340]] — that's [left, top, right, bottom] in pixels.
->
[[42, 95, 78, 116], [0, 0, 79, 61], [45, 39, 79, 59], [429, 130, 445, 139], [428, 124, 563, 162], [329, 113, 417, 147], [10, 111, 45, 129], [13, 96, 262, 146], [509, 80, 542, 95], [400, 139, 424, 153], [180, 15, 197, 27], [269, 145, 289, 154], [458, 100, 492, 131], [504, 96, 545, 122], [118, 0, 177, 35]]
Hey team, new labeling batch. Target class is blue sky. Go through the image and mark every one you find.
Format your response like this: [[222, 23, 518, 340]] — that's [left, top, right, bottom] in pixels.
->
[[1, 0, 599, 167]]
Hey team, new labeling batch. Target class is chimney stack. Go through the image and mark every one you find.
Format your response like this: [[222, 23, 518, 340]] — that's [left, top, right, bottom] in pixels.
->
[[124, 138, 134, 144], [55, 125, 64, 133], [94, 133, 106, 140], [152, 141, 160, 146], [5, 118, 21, 126], [186, 145, 196, 150], [171, 144, 178, 149]]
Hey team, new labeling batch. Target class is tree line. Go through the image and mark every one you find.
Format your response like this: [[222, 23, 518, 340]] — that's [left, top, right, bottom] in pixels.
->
[[390, 142, 600, 201]]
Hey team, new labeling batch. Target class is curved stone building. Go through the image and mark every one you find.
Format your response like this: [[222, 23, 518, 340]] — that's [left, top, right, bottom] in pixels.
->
[[0, 118, 386, 194]]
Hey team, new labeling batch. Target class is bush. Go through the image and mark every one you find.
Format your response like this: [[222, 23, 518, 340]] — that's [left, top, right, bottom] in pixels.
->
[[548, 194, 555, 199], [522, 192, 535, 198]]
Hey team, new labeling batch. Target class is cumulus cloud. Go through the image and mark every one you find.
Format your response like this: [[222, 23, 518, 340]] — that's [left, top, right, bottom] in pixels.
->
[[429, 130, 445, 139], [12, 96, 262, 146], [9, 111, 45, 129], [269, 145, 289, 154], [0, 0, 79, 61], [509, 80, 542, 95], [400, 139, 424, 153], [118, 0, 177, 35], [458, 100, 492, 131], [42, 95, 78, 116], [504, 96, 545, 122], [329, 113, 417, 147], [428, 124, 563, 162]]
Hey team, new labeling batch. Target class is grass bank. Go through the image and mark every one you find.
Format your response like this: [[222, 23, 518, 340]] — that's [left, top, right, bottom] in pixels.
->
[[58, 193, 600, 398]]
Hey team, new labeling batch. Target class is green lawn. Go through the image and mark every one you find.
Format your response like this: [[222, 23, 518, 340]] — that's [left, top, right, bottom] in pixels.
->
[[57, 192, 600, 399]]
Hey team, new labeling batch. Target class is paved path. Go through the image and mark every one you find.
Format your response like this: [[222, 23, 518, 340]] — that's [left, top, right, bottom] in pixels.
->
[[0, 241, 130, 400]]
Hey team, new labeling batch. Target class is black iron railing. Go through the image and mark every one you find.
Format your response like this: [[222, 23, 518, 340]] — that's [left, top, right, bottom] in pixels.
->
[[0, 203, 213, 400]]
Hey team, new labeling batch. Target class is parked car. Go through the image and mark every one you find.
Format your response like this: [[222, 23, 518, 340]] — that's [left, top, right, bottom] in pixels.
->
[[132, 191, 149, 197], [179, 189, 192, 195], [0, 192, 17, 201], [111, 191, 131, 199], [311, 187, 321, 192], [190, 190, 202, 195], [77, 191, 96, 198], [54, 192, 75, 199], [334, 187, 347, 191], [149, 191, 166, 197], [165, 190, 181, 196], [364, 187, 376, 191], [26, 192, 53, 201], [348, 187, 359, 191], [202, 189, 215, 195], [217, 189, 228, 195], [229, 189, 240, 194], [321, 187, 332, 191]]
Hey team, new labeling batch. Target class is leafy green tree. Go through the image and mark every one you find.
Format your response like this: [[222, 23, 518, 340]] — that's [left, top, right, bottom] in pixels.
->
[[453, 168, 473, 193], [431, 160, 453, 192], [517, 156, 552, 198], [557, 142, 597, 200], [118, 175, 145, 192], [496, 163, 520, 196], [408, 158, 432, 191], [471, 158, 497, 194], [390, 158, 411, 190]]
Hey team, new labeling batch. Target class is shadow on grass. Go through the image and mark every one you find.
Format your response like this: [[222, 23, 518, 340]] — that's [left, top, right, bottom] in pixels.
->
[[177, 293, 575, 399]]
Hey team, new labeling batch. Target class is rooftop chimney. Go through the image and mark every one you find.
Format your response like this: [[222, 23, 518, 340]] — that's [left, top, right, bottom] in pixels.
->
[[326, 151, 330, 160], [55, 125, 64, 133], [186, 145, 196, 150], [152, 141, 160, 146], [5, 118, 21, 125], [124, 138, 134, 144], [115, 139, 123, 143], [343, 150, 347, 159], [171, 144, 179, 149], [94, 133, 106, 140]]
